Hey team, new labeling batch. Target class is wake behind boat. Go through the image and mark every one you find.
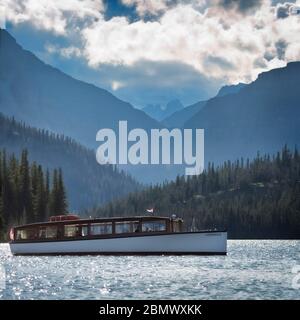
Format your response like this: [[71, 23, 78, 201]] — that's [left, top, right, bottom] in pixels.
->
[[8, 215, 227, 255]]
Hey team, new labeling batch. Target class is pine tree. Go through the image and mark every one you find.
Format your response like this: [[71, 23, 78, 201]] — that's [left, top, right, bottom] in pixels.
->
[[58, 168, 68, 215], [33, 165, 47, 222], [19, 150, 33, 223], [0, 150, 14, 225], [50, 169, 59, 215], [0, 148, 69, 239], [50, 169, 68, 215], [45, 169, 50, 219]]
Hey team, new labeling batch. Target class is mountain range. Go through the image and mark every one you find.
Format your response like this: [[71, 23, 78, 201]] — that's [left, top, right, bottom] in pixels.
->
[[142, 99, 184, 121], [0, 28, 173, 183], [163, 82, 246, 128], [162, 100, 206, 128], [185, 62, 300, 164], [142, 83, 247, 128], [1, 28, 300, 186], [216, 83, 246, 98], [0, 29, 161, 150]]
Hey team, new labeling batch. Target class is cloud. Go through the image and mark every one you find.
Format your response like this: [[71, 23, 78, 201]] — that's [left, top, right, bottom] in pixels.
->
[[0, 3, 6, 28], [275, 39, 288, 59], [80, 1, 300, 84], [218, 0, 263, 13], [204, 55, 236, 71], [276, 2, 294, 18], [2, 0, 104, 34], [45, 43, 82, 58], [88, 60, 221, 106], [121, 0, 209, 17], [121, 0, 169, 16], [3, 0, 300, 91], [111, 80, 125, 91]]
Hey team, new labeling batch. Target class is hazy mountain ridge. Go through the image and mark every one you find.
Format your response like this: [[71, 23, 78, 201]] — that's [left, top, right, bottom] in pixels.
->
[[184, 62, 300, 165], [1, 29, 299, 185], [0, 29, 173, 184], [162, 100, 206, 128], [142, 99, 184, 121], [162, 83, 246, 128], [0, 29, 162, 149], [216, 83, 247, 98]]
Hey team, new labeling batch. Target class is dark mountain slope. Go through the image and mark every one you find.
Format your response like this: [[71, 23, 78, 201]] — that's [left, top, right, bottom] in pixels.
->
[[216, 83, 246, 97], [162, 100, 206, 128], [0, 113, 139, 211], [185, 62, 300, 164], [0, 29, 161, 149], [162, 83, 245, 128]]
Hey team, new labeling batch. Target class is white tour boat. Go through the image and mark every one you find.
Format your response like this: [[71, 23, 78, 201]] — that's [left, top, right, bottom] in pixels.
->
[[9, 215, 227, 255]]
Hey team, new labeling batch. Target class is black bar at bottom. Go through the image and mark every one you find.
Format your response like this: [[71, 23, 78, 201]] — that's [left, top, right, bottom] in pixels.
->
[[0, 300, 299, 319]]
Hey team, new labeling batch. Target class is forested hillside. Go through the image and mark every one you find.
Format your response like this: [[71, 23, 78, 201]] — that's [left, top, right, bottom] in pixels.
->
[[0, 149, 67, 239], [90, 146, 300, 239], [0, 113, 140, 210]]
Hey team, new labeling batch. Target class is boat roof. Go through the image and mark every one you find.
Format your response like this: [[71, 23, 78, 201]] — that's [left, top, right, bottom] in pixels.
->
[[13, 215, 181, 229]]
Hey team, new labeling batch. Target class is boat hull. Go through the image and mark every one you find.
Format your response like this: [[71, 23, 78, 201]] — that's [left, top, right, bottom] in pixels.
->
[[9, 231, 227, 255]]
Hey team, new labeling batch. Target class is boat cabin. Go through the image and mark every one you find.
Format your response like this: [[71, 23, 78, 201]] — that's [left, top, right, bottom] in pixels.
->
[[9, 215, 183, 242]]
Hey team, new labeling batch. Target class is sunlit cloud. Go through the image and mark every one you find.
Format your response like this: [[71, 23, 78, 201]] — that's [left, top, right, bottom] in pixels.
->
[[0, 3, 6, 28], [111, 80, 126, 91], [46, 43, 82, 58], [80, 0, 300, 83], [1, 0, 104, 34], [121, 0, 170, 16], [2, 0, 300, 100]]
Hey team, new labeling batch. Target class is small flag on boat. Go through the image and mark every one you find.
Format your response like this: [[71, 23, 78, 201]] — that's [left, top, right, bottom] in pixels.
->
[[146, 208, 154, 214]]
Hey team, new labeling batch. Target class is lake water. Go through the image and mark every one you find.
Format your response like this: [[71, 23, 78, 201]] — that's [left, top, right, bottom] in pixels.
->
[[0, 240, 299, 300]]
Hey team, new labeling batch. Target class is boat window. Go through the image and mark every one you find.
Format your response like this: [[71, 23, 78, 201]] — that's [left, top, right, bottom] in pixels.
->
[[45, 226, 58, 239], [64, 224, 81, 237], [39, 227, 46, 239], [90, 223, 112, 235], [172, 221, 182, 232], [16, 228, 37, 240], [16, 229, 26, 240], [115, 221, 139, 234], [142, 220, 166, 232], [82, 225, 88, 237]]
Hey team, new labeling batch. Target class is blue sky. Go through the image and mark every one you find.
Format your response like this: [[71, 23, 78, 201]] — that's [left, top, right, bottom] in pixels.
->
[[1, 0, 300, 109]]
